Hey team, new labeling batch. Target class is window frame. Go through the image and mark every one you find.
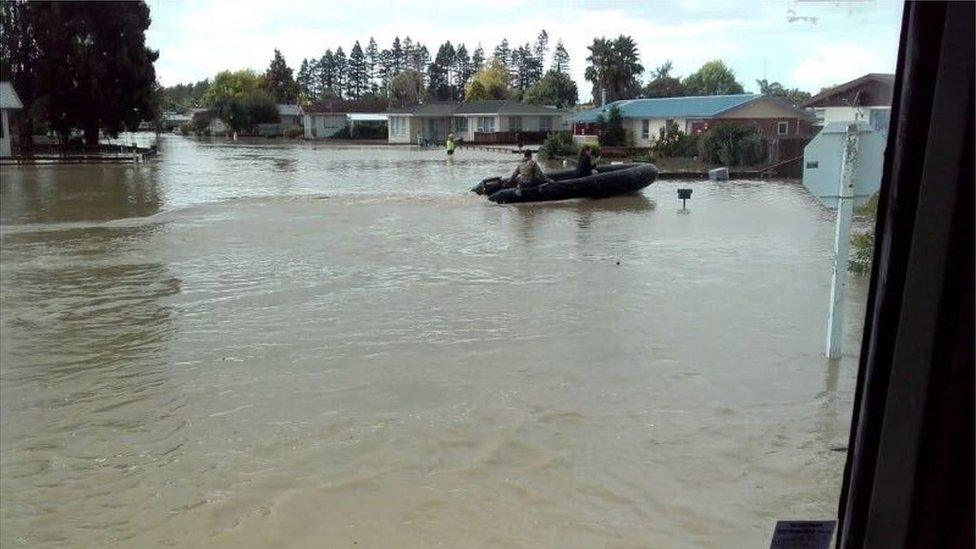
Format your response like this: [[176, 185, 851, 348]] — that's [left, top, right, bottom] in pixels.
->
[[777, 121, 790, 135]]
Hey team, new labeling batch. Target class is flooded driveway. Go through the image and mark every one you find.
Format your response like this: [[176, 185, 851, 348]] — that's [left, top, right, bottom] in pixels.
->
[[0, 135, 866, 548]]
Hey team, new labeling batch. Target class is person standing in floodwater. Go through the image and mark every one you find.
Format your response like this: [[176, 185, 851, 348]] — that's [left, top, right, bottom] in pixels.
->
[[416, 131, 424, 147], [446, 133, 455, 157]]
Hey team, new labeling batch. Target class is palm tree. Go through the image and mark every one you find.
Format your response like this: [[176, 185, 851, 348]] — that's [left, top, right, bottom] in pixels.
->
[[585, 35, 643, 104]]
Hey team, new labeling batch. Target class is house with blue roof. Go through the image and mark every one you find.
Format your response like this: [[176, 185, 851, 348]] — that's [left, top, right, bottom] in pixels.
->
[[568, 94, 815, 147]]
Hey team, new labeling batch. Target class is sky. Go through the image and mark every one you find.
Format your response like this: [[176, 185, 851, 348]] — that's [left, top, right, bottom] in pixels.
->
[[146, 0, 904, 101]]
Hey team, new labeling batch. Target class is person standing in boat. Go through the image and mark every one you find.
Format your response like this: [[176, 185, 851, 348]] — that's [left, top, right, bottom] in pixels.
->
[[575, 145, 595, 177], [446, 133, 456, 157], [510, 150, 550, 188]]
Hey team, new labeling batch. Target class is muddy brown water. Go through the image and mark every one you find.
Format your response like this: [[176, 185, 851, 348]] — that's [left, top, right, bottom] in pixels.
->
[[0, 135, 867, 548]]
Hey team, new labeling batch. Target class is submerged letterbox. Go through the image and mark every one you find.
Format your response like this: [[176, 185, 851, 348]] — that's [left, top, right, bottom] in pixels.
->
[[677, 189, 693, 200]]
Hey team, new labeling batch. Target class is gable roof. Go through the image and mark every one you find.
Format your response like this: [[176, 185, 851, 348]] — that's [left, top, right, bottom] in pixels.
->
[[1, 81, 23, 109], [800, 73, 895, 108], [568, 94, 763, 123], [388, 100, 564, 116], [305, 99, 389, 114]]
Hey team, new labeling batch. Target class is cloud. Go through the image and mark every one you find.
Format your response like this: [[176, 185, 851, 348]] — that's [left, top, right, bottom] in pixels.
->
[[789, 44, 892, 92]]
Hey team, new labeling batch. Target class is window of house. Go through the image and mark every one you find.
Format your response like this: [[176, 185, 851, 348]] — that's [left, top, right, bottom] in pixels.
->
[[509, 116, 522, 131], [641, 120, 650, 139], [814, 108, 826, 124], [391, 116, 408, 136], [539, 116, 552, 132], [777, 121, 789, 135], [477, 116, 495, 132], [869, 108, 891, 134], [454, 117, 468, 132]]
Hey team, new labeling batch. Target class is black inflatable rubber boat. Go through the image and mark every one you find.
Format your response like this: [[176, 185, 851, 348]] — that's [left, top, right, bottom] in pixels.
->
[[471, 163, 657, 204]]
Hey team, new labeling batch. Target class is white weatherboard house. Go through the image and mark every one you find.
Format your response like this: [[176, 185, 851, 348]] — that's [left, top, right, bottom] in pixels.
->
[[568, 94, 815, 146], [1, 81, 24, 157], [387, 100, 565, 144]]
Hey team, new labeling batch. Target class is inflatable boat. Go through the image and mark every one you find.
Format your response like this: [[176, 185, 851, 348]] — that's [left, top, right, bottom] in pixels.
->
[[471, 163, 658, 204]]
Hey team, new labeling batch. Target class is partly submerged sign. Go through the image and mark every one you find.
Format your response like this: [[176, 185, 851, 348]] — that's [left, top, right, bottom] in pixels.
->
[[802, 121, 885, 208]]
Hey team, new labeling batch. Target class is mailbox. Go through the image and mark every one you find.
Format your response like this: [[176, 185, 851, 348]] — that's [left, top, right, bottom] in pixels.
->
[[677, 189, 693, 199]]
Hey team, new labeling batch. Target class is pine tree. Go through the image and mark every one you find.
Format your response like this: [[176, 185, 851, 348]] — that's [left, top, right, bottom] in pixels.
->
[[378, 48, 394, 94], [390, 37, 403, 74], [319, 50, 335, 97], [552, 40, 570, 74], [262, 48, 299, 102], [402, 36, 414, 70], [454, 44, 474, 94], [493, 38, 510, 66], [297, 58, 312, 98], [307, 57, 320, 97], [472, 44, 485, 71], [365, 37, 379, 96], [534, 30, 549, 71], [347, 41, 367, 99], [333, 47, 347, 98]]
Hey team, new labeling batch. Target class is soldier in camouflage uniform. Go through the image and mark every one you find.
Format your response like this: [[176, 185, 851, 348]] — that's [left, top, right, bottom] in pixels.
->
[[510, 150, 550, 188]]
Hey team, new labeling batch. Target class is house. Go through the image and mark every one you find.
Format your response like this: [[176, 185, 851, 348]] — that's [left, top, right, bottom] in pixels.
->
[[303, 99, 389, 139], [568, 94, 816, 146], [276, 104, 303, 127], [1, 81, 24, 157], [190, 109, 230, 136], [801, 73, 894, 132], [387, 100, 566, 144]]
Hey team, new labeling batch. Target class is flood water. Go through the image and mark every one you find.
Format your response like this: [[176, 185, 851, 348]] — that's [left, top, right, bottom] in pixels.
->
[[0, 135, 867, 548]]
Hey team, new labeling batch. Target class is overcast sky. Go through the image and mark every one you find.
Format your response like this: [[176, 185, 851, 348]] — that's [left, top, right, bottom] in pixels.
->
[[146, 0, 904, 101]]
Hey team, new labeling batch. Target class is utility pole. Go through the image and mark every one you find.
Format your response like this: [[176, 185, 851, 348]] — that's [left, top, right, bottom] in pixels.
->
[[826, 123, 859, 359]]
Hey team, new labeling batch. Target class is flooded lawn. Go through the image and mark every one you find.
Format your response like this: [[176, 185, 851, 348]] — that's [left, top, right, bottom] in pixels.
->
[[0, 135, 866, 548]]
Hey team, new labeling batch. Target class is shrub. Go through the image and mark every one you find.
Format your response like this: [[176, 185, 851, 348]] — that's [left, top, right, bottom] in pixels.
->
[[651, 120, 699, 158], [849, 230, 875, 275], [697, 123, 764, 166], [537, 131, 578, 160], [595, 104, 626, 146]]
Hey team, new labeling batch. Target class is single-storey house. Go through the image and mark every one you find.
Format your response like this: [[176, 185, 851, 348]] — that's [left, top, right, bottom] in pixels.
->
[[190, 109, 230, 136], [387, 100, 566, 144], [800, 73, 894, 133], [568, 94, 816, 146], [303, 99, 389, 139], [276, 104, 303, 127], [1, 81, 23, 157]]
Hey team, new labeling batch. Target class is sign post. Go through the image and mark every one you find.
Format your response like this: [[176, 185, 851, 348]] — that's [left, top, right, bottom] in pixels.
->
[[826, 124, 859, 359]]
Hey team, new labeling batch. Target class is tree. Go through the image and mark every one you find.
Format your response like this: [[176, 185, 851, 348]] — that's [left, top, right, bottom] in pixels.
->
[[390, 37, 403, 74], [346, 41, 368, 99], [204, 70, 260, 106], [465, 58, 509, 101], [296, 59, 313, 98], [453, 44, 474, 96], [534, 30, 549, 71], [365, 37, 379, 96], [388, 69, 425, 107], [262, 49, 299, 102], [318, 50, 336, 97], [683, 60, 744, 95], [158, 79, 210, 112], [642, 60, 685, 98], [552, 40, 570, 74], [428, 41, 456, 100], [523, 69, 578, 108], [472, 44, 485, 71], [493, 39, 510, 66], [755, 78, 811, 106], [26, 1, 159, 144], [584, 35, 643, 104], [509, 43, 543, 97], [595, 104, 626, 146], [333, 47, 347, 98]]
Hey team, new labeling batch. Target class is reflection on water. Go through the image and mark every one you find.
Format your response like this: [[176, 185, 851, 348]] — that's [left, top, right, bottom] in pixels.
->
[[0, 135, 867, 548]]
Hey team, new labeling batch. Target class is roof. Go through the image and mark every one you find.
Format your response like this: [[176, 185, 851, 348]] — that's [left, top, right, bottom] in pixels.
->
[[276, 104, 302, 116], [800, 73, 895, 108], [455, 100, 563, 115], [388, 100, 564, 117], [388, 102, 459, 116], [1, 81, 23, 109], [305, 99, 389, 114], [568, 94, 763, 123]]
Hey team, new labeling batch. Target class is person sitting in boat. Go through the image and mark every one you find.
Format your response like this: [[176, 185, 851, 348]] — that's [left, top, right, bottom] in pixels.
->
[[575, 145, 595, 177], [510, 150, 550, 188]]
